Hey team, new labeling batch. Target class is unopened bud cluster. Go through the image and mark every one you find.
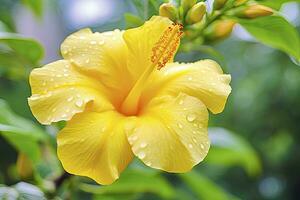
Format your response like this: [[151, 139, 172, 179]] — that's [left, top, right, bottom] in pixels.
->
[[159, 0, 207, 25], [158, 0, 274, 44]]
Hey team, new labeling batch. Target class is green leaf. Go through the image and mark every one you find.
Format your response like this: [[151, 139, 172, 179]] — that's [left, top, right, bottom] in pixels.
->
[[0, 51, 28, 80], [0, 99, 47, 163], [180, 171, 240, 200], [124, 13, 144, 29], [0, 32, 44, 65], [207, 128, 261, 176], [21, 0, 43, 17], [238, 16, 300, 61], [79, 168, 175, 199], [257, 0, 300, 10]]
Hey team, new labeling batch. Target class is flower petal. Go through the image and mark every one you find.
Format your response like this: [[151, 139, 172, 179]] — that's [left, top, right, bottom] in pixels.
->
[[123, 16, 174, 80], [61, 28, 133, 106], [57, 111, 133, 185], [125, 93, 209, 172], [28, 60, 113, 125], [141, 60, 231, 114]]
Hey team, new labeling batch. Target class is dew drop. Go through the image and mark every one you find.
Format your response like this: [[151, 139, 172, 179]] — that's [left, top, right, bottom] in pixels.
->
[[186, 113, 197, 122], [98, 40, 105, 45], [61, 114, 67, 118], [140, 142, 147, 148], [188, 76, 193, 81], [179, 100, 184, 105], [146, 161, 152, 166], [85, 58, 90, 63], [193, 138, 197, 143], [79, 36, 86, 39], [200, 144, 205, 149], [75, 99, 84, 107], [67, 96, 74, 102], [64, 73, 69, 77], [189, 144, 193, 149], [138, 152, 146, 159], [177, 123, 183, 129], [90, 40, 97, 45]]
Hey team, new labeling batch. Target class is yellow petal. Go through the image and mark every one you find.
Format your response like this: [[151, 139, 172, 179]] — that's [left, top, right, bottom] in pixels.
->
[[125, 93, 209, 172], [123, 16, 175, 80], [28, 60, 113, 125], [61, 29, 133, 106], [141, 60, 231, 114], [57, 111, 133, 185]]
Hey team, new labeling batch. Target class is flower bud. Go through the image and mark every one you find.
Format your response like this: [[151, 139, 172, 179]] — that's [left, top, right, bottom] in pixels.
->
[[238, 4, 273, 19], [213, 0, 227, 10], [185, 2, 206, 24], [159, 3, 178, 21], [181, 0, 197, 13], [205, 19, 236, 41]]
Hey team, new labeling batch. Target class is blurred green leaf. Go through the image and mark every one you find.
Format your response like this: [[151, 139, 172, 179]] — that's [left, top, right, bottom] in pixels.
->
[[207, 128, 261, 176], [238, 16, 300, 62], [0, 99, 47, 163], [79, 168, 174, 199], [124, 13, 144, 29], [257, 0, 300, 10], [180, 171, 240, 200], [21, 0, 43, 17], [0, 51, 28, 80], [0, 182, 46, 200], [0, 32, 44, 65]]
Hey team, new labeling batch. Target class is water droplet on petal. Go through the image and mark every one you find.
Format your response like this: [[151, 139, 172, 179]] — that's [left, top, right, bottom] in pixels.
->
[[200, 144, 205, 149], [187, 113, 197, 122], [85, 58, 90, 63], [90, 40, 97, 45], [193, 138, 197, 143], [146, 161, 152, 166], [138, 152, 146, 159], [98, 40, 105, 45], [188, 76, 193, 81], [189, 144, 193, 149], [61, 114, 67, 118], [75, 99, 84, 107], [178, 123, 183, 129], [140, 142, 147, 148], [67, 96, 74, 102], [179, 100, 184, 105]]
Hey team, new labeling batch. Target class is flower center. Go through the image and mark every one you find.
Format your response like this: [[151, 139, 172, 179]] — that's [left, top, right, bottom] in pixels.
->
[[120, 23, 183, 116]]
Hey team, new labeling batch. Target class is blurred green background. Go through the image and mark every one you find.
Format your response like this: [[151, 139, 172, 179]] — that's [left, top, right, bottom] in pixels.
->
[[0, 0, 300, 199]]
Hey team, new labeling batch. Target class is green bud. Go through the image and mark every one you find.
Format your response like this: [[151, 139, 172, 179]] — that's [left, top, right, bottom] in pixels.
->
[[159, 3, 178, 21], [213, 0, 227, 10], [186, 2, 206, 24], [181, 0, 197, 13]]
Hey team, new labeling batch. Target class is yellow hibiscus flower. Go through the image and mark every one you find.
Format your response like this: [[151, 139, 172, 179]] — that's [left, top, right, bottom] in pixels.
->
[[28, 16, 231, 185]]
